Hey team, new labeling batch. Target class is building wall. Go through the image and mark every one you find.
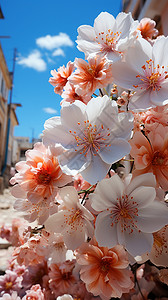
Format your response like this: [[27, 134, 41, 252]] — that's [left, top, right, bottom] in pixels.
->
[[0, 46, 11, 172], [123, 0, 168, 36]]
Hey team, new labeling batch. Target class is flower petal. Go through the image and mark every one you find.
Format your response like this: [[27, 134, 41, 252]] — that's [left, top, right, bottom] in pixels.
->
[[129, 186, 156, 209], [91, 175, 124, 211], [124, 230, 153, 256], [80, 153, 110, 184], [95, 211, 118, 248], [125, 173, 156, 196], [98, 138, 131, 164], [137, 201, 168, 233]]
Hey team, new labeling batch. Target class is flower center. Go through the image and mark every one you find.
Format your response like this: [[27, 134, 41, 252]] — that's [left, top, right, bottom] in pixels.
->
[[96, 30, 121, 52], [36, 168, 52, 185], [100, 257, 113, 274], [54, 241, 65, 250], [133, 59, 168, 91], [5, 281, 13, 289], [152, 151, 165, 166], [69, 121, 111, 157], [120, 207, 132, 219], [65, 209, 83, 231], [109, 195, 139, 234], [69, 209, 81, 225]]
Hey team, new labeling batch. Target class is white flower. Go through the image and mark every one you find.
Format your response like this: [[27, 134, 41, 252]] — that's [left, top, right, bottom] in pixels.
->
[[112, 36, 168, 110], [43, 96, 133, 184], [14, 197, 58, 224], [46, 232, 67, 264], [44, 186, 94, 250], [91, 173, 168, 256], [76, 11, 139, 62]]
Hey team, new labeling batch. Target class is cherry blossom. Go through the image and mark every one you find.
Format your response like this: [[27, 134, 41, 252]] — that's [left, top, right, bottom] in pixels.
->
[[13, 233, 48, 267], [69, 56, 113, 96], [48, 260, 76, 297], [137, 17, 158, 40], [112, 36, 168, 110], [130, 124, 168, 190], [22, 284, 44, 300], [77, 11, 138, 62], [45, 186, 94, 250], [46, 232, 67, 264], [76, 238, 134, 298], [91, 173, 168, 256], [0, 271, 22, 296], [138, 104, 168, 133], [10, 142, 72, 223], [43, 96, 133, 184], [61, 82, 91, 105], [49, 61, 75, 95]]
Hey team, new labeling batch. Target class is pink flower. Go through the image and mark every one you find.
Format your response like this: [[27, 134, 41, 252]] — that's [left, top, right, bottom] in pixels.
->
[[10, 143, 72, 224], [76, 12, 138, 62], [11, 142, 72, 202], [61, 83, 91, 105], [137, 18, 158, 40], [49, 61, 75, 95], [46, 232, 67, 264], [13, 233, 48, 267], [73, 174, 91, 192], [130, 125, 168, 190], [0, 219, 28, 247], [0, 225, 11, 242], [22, 284, 44, 300], [48, 261, 76, 297], [116, 91, 130, 107], [69, 56, 113, 96], [112, 37, 168, 110], [0, 270, 22, 296], [139, 104, 168, 133], [76, 238, 134, 299], [45, 187, 94, 250], [91, 173, 168, 256], [22, 261, 48, 289]]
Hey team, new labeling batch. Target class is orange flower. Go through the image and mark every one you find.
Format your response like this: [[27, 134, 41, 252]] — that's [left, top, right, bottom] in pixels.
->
[[137, 17, 158, 40], [76, 238, 133, 299], [69, 56, 113, 96], [10, 143, 72, 224], [48, 261, 76, 297], [49, 61, 75, 95], [130, 125, 168, 190]]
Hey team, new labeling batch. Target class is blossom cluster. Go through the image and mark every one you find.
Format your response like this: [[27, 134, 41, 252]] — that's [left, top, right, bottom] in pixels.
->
[[1, 11, 168, 299]]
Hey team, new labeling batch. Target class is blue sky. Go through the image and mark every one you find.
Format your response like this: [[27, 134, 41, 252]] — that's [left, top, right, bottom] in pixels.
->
[[0, 0, 122, 140]]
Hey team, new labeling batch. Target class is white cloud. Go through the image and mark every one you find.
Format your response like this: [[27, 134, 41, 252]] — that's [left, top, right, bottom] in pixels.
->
[[17, 50, 47, 72], [36, 33, 74, 50], [52, 48, 65, 57], [43, 107, 57, 114]]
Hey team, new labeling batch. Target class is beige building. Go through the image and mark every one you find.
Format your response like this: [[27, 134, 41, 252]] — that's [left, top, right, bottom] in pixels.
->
[[0, 43, 12, 191], [12, 136, 32, 164], [12, 136, 42, 165], [123, 0, 168, 35]]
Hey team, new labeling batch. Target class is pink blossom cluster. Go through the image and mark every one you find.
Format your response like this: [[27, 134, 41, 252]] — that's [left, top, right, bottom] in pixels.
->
[[1, 11, 168, 300]]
